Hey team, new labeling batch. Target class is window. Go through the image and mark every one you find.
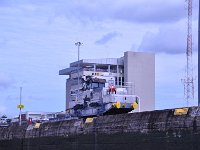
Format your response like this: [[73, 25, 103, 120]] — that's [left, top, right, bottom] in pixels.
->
[[91, 82, 105, 89], [99, 83, 105, 88], [92, 83, 99, 88], [108, 80, 114, 86], [115, 77, 117, 85]]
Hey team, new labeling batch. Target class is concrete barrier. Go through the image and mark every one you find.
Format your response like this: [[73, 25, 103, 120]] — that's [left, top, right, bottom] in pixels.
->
[[1, 107, 200, 150]]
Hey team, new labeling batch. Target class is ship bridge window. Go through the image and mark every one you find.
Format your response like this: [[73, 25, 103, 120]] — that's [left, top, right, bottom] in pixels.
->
[[91, 82, 105, 89], [92, 83, 99, 88], [99, 83, 105, 88], [108, 80, 114, 86]]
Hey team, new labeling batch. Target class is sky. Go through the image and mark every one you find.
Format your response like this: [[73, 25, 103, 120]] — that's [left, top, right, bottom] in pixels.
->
[[0, 0, 199, 117]]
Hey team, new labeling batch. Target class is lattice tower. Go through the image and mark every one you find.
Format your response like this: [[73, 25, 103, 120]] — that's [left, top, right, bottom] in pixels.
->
[[182, 0, 194, 105]]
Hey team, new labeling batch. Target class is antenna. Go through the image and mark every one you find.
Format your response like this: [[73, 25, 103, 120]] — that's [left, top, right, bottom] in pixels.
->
[[182, 0, 194, 106]]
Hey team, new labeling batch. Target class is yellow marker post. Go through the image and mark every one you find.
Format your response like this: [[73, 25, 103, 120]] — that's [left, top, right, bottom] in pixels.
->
[[85, 118, 94, 123], [34, 123, 41, 128], [131, 102, 138, 110], [133, 102, 138, 109], [17, 104, 24, 109], [174, 108, 189, 115], [113, 102, 121, 109], [116, 101, 120, 109], [122, 103, 126, 108], [18, 87, 24, 126]]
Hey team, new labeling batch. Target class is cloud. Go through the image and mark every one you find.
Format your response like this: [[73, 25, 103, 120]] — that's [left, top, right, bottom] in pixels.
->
[[155, 52, 198, 108], [6, 95, 19, 101], [95, 32, 119, 45], [0, 105, 7, 114], [139, 31, 185, 54], [52, 0, 192, 24], [0, 38, 7, 48], [113, 1, 185, 23], [0, 0, 14, 7], [0, 73, 14, 90], [0, 0, 197, 24], [138, 20, 198, 54]]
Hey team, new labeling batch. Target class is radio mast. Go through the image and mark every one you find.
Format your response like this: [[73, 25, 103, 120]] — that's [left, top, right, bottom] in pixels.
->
[[182, 0, 194, 105]]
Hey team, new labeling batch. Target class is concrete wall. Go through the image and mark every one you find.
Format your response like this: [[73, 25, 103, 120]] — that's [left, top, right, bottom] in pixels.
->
[[1, 107, 200, 150], [66, 79, 72, 110], [124, 51, 155, 111]]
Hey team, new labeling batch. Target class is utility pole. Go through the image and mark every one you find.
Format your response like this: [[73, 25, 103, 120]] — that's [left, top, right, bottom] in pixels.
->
[[75, 42, 83, 101], [18, 87, 23, 126], [17, 87, 24, 126]]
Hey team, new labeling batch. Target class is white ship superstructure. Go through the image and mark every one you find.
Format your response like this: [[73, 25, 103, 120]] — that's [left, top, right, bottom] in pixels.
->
[[68, 75, 139, 117], [59, 51, 155, 116]]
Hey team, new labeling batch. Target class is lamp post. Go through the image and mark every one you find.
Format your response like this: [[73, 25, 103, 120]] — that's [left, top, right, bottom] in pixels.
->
[[17, 87, 24, 126], [75, 42, 83, 100]]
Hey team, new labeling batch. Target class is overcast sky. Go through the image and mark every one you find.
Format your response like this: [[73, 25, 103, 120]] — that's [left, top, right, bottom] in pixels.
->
[[0, 0, 199, 117]]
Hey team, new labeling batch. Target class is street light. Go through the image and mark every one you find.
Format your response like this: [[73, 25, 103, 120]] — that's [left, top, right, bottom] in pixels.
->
[[75, 42, 83, 100], [17, 87, 24, 126]]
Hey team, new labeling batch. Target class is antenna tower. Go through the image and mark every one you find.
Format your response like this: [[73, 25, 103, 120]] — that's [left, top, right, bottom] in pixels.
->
[[182, 0, 194, 105]]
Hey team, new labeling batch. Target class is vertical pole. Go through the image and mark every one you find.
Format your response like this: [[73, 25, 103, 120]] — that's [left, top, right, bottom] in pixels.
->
[[93, 64, 96, 75], [198, 0, 200, 106], [19, 87, 22, 126], [108, 65, 110, 73], [120, 70, 122, 88], [75, 42, 83, 101], [117, 65, 119, 86], [139, 97, 141, 112]]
